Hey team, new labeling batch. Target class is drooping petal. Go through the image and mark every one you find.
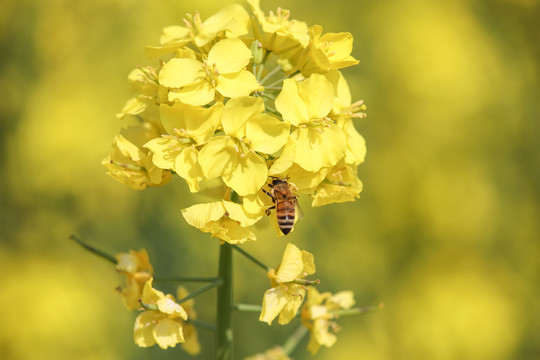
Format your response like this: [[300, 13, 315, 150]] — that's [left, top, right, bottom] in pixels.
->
[[159, 58, 203, 88], [222, 151, 268, 196], [216, 70, 261, 98], [208, 38, 252, 74], [301, 250, 316, 275], [277, 287, 305, 325], [153, 318, 185, 349], [275, 78, 309, 126], [246, 114, 290, 154], [259, 287, 289, 325]]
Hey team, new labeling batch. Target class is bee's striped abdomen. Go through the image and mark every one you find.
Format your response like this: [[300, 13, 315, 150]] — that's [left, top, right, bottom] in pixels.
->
[[276, 203, 295, 235]]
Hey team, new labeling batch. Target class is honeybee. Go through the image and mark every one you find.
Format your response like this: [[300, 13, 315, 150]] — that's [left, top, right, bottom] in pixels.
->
[[263, 177, 302, 235]]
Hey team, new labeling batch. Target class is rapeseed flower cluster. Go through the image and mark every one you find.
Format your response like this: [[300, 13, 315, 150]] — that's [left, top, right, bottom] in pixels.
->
[[104, 0, 366, 243]]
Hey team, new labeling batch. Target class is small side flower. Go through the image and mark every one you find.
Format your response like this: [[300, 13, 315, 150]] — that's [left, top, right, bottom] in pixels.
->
[[301, 287, 356, 355], [134, 278, 189, 349], [115, 249, 154, 310], [259, 243, 316, 325]]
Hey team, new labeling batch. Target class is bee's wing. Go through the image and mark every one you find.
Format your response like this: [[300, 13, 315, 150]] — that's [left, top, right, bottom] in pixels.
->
[[295, 200, 304, 220]]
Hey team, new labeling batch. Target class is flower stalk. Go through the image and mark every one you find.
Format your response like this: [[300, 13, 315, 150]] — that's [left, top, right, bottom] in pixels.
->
[[216, 243, 234, 360]]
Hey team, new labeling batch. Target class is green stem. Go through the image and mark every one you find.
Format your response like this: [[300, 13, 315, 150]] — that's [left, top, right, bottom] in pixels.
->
[[234, 303, 262, 312], [231, 244, 271, 272], [70, 235, 117, 265], [329, 303, 384, 317], [216, 243, 234, 360], [177, 280, 222, 304], [260, 64, 282, 85], [187, 318, 217, 332], [282, 325, 309, 356]]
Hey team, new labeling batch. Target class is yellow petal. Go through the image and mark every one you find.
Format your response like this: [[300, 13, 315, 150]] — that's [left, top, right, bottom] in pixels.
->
[[153, 318, 185, 349], [160, 25, 190, 45], [117, 97, 147, 118], [181, 202, 226, 230], [141, 278, 165, 304], [221, 96, 264, 139], [208, 38, 252, 74], [275, 243, 303, 282], [328, 291, 356, 309], [160, 102, 222, 145], [194, 4, 250, 47], [299, 74, 334, 119], [278, 287, 305, 325], [275, 78, 309, 126], [293, 125, 347, 172], [134, 312, 159, 347], [223, 201, 263, 227], [246, 114, 290, 154], [159, 58, 203, 88], [198, 136, 238, 179], [343, 119, 367, 165], [143, 137, 181, 170], [301, 250, 316, 275], [222, 151, 268, 196], [168, 81, 215, 106], [216, 70, 261, 98], [268, 137, 296, 175], [156, 297, 188, 320], [259, 287, 289, 325], [208, 218, 256, 244], [174, 146, 204, 193]]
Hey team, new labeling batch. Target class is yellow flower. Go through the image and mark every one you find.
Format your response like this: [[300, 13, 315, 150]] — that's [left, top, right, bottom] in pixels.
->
[[134, 279, 189, 349], [260, 243, 316, 325], [102, 126, 172, 190], [181, 200, 262, 244], [296, 25, 359, 76], [143, 101, 222, 192], [325, 70, 367, 166], [248, 0, 309, 54], [245, 346, 291, 360], [116, 67, 165, 119], [145, 4, 250, 57], [301, 287, 356, 355], [198, 96, 290, 196], [159, 38, 261, 106], [311, 162, 363, 207], [176, 286, 201, 355], [274, 74, 347, 173], [115, 249, 154, 310]]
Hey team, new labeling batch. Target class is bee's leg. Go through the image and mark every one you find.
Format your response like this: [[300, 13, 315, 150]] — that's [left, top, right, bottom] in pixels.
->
[[262, 188, 275, 202], [265, 205, 275, 216]]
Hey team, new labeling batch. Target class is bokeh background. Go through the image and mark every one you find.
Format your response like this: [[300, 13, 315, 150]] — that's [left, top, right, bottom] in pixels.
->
[[1, 0, 539, 359]]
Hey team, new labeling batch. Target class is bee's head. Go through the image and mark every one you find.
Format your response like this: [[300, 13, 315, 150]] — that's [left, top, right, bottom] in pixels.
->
[[270, 176, 288, 186]]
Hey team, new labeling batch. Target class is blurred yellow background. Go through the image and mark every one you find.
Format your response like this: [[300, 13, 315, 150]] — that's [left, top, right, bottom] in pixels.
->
[[1, 0, 539, 359]]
